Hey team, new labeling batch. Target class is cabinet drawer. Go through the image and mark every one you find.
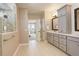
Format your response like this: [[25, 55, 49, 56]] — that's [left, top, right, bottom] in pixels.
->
[[59, 44, 66, 52], [59, 35, 66, 39], [47, 34, 51, 37], [59, 38, 66, 45], [67, 36, 79, 43], [54, 37, 59, 42], [53, 41, 59, 47], [67, 40, 79, 56], [53, 34, 58, 37], [47, 33, 51, 35], [47, 35, 53, 44]]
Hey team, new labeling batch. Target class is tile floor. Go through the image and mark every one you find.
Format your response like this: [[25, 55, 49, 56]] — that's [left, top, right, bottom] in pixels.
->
[[15, 40, 67, 56]]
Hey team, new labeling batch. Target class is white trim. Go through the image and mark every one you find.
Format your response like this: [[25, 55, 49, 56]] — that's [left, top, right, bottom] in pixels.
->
[[13, 44, 20, 56], [13, 43, 28, 56], [19, 43, 28, 46]]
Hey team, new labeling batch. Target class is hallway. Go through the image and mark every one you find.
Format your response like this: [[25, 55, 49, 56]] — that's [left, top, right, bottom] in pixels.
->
[[1, 3, 79, 56], [15, 40, 67, 56]]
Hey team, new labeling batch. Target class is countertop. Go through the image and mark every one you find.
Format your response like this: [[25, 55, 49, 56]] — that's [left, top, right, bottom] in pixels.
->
[[47, 31, 79, 38]]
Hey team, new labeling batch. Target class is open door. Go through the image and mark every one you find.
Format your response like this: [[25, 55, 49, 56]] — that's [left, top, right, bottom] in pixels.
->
[[28, 22, 36, 40], [28, 20, 41, 41]]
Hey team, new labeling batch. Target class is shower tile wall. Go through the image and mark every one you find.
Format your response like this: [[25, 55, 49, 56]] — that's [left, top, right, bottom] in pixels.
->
[[0, 3, 16, 33]]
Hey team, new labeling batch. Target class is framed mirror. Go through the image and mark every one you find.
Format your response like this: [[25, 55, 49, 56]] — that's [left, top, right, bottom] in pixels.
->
[[74, 8, 79, 31], [52, 15, 58, 31]]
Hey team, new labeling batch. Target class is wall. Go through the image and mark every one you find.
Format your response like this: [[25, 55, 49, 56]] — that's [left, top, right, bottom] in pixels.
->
[[71, 3, 79, 35], [1, 4, 19, 56], [28, 13, 41, 20], [2, 32, 19, 56], [18, 8, 29, 43], [28, 12, 44, 41], [44, 4, 65, 31]]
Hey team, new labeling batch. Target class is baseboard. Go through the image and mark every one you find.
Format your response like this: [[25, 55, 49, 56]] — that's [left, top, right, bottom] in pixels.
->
[[13, 43, 28, 56], [13, 44, 20, 56]]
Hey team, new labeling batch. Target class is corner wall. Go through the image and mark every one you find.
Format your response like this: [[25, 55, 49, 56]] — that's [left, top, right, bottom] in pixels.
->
[[18, 8, 29, 44]]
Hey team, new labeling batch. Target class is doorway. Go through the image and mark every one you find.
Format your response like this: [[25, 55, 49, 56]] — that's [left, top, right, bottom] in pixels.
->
[[28, 20, 41, 41], [28, 21, 36, 40]]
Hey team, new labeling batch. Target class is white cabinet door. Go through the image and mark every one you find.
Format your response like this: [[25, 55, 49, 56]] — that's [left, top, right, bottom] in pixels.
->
[[47, 33, 53, 44], [67, 39, 79, 56], [58, 5, 71, 34], [59, 35, 67, 52], [53, 34, 59, 47], [58, 15, 67, 33], [50, 34, 54, 44], [58, 7, 66, 17], [59, 44, 66, 52], [59, 35, 66, 45], [47, 33, 51, 42]]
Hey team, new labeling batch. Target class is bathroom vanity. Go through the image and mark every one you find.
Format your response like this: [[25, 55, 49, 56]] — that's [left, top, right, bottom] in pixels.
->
[[47, 31, 79, 56]]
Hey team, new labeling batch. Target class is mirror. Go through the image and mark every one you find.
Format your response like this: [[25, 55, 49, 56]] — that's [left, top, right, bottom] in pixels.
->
[[52, 15, 58, 31], [74, 8, 79, 31]]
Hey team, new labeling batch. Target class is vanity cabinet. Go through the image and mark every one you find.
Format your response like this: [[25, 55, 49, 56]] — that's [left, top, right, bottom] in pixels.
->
[[67, 36, 79, 56], [47, 31, 79, 56], [53, 33, 59, 47], [58, 5, 71, 34], [59, 35, 67, 52], [47, 32, 53, 44]]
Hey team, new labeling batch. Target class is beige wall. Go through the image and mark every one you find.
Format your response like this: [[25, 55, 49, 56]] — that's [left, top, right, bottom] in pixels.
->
[[18, 8, 29, 43], [28, 13, 41, 20], [28, 12, 45, 41], [2, 32, 19, 56]]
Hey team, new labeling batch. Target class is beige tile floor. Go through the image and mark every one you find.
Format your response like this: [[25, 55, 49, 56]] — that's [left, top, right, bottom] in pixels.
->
[[15, 40, 67, 56]]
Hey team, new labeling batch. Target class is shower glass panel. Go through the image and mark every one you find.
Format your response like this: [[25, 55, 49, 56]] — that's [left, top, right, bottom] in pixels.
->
[[0, 3, 16, 33]]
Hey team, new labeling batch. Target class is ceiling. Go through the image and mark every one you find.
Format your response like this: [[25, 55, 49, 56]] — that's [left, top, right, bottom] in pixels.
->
[[17, 3, 52, 11], [16, 3, 65, 14]]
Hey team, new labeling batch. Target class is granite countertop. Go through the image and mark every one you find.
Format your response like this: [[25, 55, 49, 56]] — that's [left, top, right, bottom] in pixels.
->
[[47, 31, 79, 38]]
